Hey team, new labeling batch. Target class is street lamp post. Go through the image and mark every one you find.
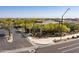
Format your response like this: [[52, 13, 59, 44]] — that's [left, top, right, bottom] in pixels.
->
[[61, 8, 70, 22], [60, 8, 70, 40]]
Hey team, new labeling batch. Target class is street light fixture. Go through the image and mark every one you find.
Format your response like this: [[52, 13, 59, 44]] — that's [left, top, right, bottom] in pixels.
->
[[60, 8, 70, 40], [61, 8, 70, 22]]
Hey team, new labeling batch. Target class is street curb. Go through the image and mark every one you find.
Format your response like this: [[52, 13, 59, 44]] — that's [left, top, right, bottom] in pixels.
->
[[53, 38, 79, 45]]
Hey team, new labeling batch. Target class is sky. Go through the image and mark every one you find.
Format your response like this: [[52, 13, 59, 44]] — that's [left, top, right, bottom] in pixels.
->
[[0, 6, 79, 18]]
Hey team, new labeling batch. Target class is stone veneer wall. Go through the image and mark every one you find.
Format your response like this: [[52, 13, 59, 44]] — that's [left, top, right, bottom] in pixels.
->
[[53, 33, 79, 40]]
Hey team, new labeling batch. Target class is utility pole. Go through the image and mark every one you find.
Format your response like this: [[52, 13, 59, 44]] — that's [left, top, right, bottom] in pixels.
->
[[60, 8, 70, 40]]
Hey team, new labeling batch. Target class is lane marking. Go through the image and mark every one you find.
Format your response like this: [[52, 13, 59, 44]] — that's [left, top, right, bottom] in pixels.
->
[[61, 46, 79, 53], [0, 45, 38, 53], [58, 43, 79, 50]]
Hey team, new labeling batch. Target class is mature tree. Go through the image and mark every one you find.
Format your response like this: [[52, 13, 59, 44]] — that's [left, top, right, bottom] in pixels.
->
[[42, 23, 55, 32], [53, 24, 70, 36], [64, 23, 79, 32]]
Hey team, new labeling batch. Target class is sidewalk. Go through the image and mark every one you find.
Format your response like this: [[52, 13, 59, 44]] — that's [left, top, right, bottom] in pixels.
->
[[27, 33, 79, 45], [27, 37, 55, 45]]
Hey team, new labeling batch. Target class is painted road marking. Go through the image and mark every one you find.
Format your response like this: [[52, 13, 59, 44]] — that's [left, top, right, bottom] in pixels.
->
[[61, 46, 79, 53], [58, 43, 79, 50], [0, 45, 38, 53]]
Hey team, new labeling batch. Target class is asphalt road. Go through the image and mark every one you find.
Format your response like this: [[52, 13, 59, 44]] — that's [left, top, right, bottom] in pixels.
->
[[0, 29, 33, 52], [36, 38, 79, 53], [1, 29, 79, 53]]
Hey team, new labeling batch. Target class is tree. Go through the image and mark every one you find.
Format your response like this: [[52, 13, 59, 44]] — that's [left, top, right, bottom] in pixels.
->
[[70, 24, 79, 32], [53, 24, 70, 36], [42, 23, 55, 33], [4, 18, 13, 36], [64, 23, 79, 32]]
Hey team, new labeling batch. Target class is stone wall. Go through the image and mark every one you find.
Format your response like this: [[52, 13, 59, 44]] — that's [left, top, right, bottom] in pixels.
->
[[53, 33, 79, 41]]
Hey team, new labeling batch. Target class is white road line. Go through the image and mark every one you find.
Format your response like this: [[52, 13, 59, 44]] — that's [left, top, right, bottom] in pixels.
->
[[61, 46, 79, 53], [0, 45, 38, 53], [58, 43, 79, 50]]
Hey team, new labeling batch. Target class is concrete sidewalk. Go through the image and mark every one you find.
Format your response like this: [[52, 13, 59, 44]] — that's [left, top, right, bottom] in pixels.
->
[[27, 33, 79, 45], [27, 37, 55, 45]]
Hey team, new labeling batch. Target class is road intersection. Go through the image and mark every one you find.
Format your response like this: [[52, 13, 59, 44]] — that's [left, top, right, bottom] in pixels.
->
[[0, 29, 79, 53]]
